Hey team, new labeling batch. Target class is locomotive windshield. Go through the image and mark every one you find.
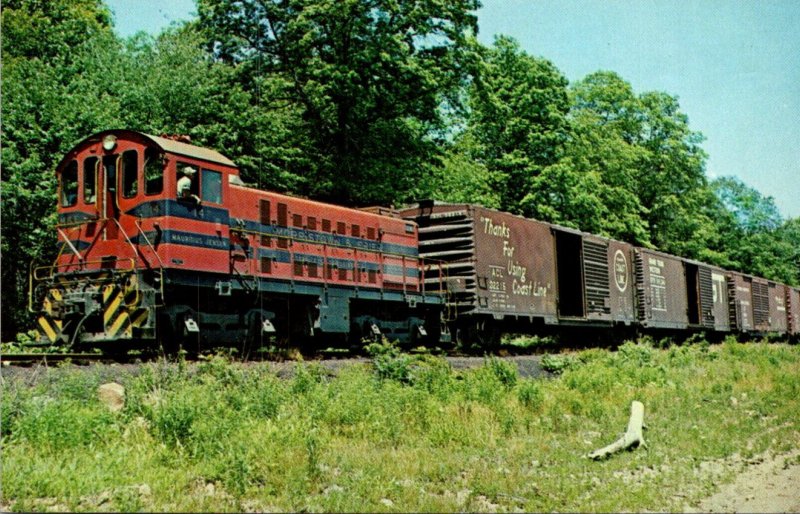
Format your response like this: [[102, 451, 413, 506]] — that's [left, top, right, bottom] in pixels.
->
[[83, 157, 97, 204], [60, 160, 78, 207], [144, 148, 164, 195]]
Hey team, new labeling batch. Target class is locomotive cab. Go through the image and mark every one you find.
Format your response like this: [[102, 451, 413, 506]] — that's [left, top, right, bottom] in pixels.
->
[[33, 130, 239, 347]]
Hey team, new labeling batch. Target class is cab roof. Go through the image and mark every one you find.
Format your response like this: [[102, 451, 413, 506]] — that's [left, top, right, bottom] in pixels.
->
[[57, 129, 237, 171]]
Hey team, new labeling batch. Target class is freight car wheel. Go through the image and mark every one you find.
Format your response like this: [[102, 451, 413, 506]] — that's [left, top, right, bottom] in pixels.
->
[[456, 319, 501, 349]]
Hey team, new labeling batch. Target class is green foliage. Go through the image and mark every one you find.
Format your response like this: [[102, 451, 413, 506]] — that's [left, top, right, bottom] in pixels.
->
[[365, 339, 414, 383], [459, 36, 571, 214], [540, 353, 576, 374], [12, 397, 116, 451], [197, 0, 480, 206], [516, 380, 544, 411], [486, 356, 518, 389], [4, 343, 800, 512], [710, 177, 799, 285]]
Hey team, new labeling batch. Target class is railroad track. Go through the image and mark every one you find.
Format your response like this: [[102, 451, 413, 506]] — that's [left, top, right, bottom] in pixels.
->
[[1, 353, 113, 366]]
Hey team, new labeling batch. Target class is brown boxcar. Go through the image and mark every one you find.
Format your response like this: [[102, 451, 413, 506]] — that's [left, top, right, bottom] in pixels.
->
[[768, 282, 788, 333], [402, 203, 638, 332], [633, 248, 689, 329], [750, 277, 772, 333], [682, 259, 730, 332], [401, 203, 559, 326], [550, 226, 636, 325], [788, 287, 800, 336]]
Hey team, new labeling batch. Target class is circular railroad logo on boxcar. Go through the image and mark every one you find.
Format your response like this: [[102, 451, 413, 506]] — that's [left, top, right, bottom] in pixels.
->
[[614, 250, 628, 293]]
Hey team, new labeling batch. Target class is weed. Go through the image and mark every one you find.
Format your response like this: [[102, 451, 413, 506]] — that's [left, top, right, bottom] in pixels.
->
[[149, 393, 198, 448], [291, 362, 328, 394], [486, 356, 518, 389], [516, 380, 544, 411], [541, 353, 575, 374], [12, 397, 116, 451], [366, 339, 413, 383]]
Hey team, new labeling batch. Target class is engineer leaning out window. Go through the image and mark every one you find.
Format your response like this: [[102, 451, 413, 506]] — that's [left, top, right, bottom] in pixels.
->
[[177, 166, 201, 205]]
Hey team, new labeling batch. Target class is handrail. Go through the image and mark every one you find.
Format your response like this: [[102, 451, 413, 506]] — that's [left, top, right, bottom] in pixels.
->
[[32, 257, 136, 281], [134, 219, 165, 270], [112, 217, 142, 266], [57, 227, 84, 262]]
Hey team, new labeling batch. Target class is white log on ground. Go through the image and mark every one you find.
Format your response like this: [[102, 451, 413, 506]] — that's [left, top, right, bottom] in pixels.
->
[[587, 401, 646, 460]]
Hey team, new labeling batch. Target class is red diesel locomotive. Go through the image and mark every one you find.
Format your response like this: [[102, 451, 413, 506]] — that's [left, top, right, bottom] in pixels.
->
[[31, 130, 444, 351]]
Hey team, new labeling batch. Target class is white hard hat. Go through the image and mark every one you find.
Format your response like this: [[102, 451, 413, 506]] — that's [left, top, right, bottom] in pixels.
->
[[183, 166, 197, 175]]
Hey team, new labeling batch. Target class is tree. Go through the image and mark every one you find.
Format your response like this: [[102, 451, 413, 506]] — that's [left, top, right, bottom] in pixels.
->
[[563, 71, 723, 261], [460, 36, 571, 214], [711, 177, 798, 285], [530, 73, 651, 242], [1, 0, 119, 340], [196, 0, 480, 206]]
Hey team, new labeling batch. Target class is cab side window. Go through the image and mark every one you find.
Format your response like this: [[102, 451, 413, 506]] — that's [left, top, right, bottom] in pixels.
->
[[122, 150, 138, 198], [61, 160, 78, 207], [83, 157, 97, 204], [144, 148, 163, 195], [202, 169, 223, 204]]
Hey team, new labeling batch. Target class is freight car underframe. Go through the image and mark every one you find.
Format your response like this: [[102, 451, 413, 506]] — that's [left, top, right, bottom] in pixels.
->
[[32, 267, 445, 352]]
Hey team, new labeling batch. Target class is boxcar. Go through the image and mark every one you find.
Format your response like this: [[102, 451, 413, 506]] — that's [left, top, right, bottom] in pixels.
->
[[401, 203, 558, 341], [401, 202, 640, 342], [633, 248, 689, 330], [549, 226, 636, 326], [788, 287, 800, 336], [767, 282, 788, 334]]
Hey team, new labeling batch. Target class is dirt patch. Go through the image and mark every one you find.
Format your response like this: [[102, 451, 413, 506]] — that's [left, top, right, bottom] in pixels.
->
[[686, 449, 800, 513]]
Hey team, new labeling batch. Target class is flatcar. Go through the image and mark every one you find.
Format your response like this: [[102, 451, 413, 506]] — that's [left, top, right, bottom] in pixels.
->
[[30, 130, 445, 352], [30, 131, 798, 352]]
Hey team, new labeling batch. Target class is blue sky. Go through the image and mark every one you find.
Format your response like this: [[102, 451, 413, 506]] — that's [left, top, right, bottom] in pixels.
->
[[107, 0, 800, 218]]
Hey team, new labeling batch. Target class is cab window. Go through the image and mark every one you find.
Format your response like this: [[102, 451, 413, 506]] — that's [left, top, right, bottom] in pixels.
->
[[144, 148, 164, 195], [122, 150, 138, 198], [176, 161, 199, 198], [202, 169, 223, 204], [61, 160, 78, 207], [83, 157, 97, 204]]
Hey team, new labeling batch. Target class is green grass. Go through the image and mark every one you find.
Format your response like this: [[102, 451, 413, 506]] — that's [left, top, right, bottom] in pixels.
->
[[2, 338, 799, 512]]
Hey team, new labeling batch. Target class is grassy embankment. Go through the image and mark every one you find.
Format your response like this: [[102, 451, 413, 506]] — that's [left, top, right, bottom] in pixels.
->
[[2, 338, 799, 512]]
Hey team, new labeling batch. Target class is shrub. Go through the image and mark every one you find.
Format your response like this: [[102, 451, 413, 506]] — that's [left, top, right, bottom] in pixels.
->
[[487, 356, 518, 389], [516, 380, 544, 411], [541, 353, 575, 374], [149, 394, 198, 447], [366, 339, 413, 383], [291, 363, 328, 394], [615, 340, 655, 367], [411, 355, 456, 400]]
